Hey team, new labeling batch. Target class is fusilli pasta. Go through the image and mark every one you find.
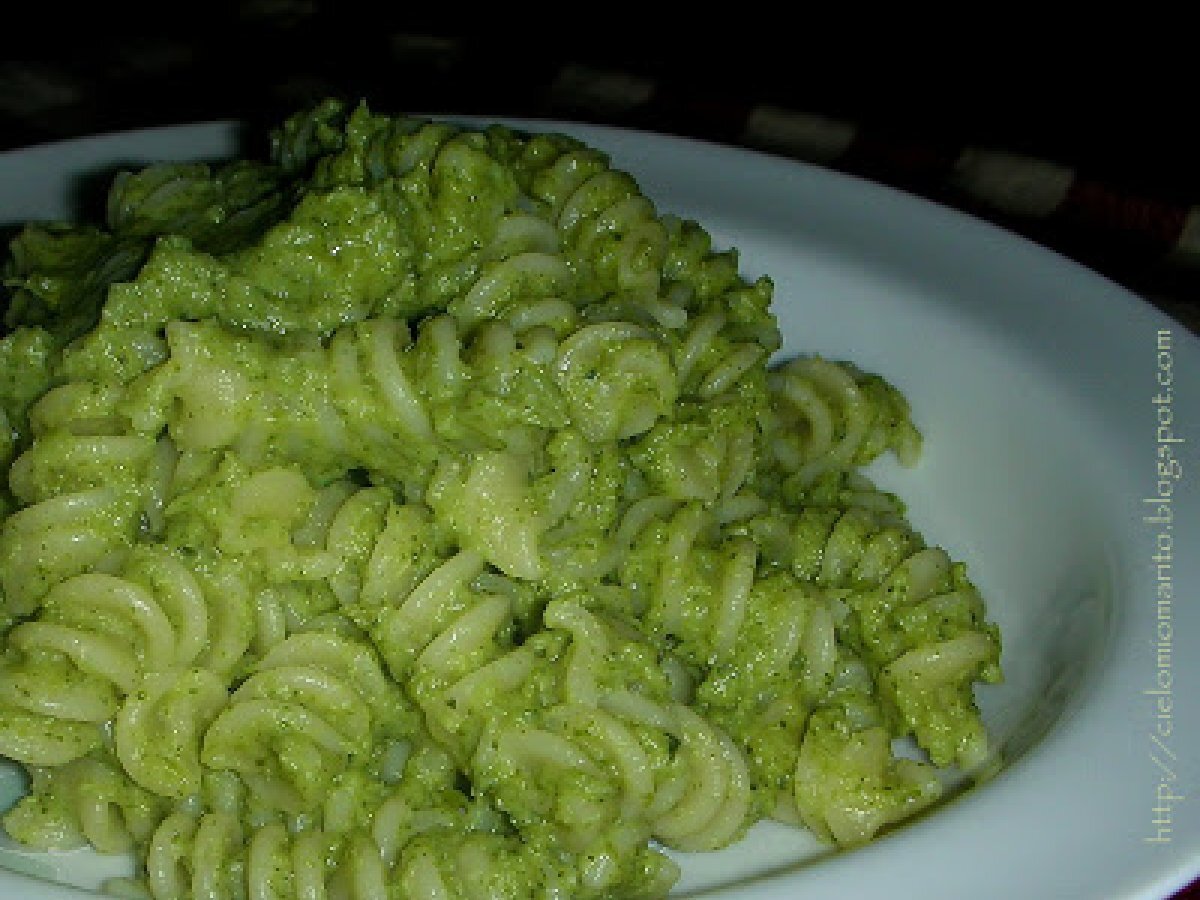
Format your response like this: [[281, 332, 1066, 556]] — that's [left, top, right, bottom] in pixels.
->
[[0, 100, 1002, 899]]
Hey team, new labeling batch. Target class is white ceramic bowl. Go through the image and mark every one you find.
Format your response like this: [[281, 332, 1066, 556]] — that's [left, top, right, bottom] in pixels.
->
[[1, 117, 1197, 899]]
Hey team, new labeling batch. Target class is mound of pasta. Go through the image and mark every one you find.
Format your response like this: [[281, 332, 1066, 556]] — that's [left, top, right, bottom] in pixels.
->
[[0, 100, 1002, 899]]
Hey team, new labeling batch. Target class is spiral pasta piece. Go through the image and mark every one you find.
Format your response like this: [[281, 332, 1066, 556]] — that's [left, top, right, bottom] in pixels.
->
[[123, 311, 577, 496], [766, 355, 922, 493], [370, 547, 490, 677], [618, 504, 834, 687], [541, 601, 755, 853], [647, 704, 754, 852], [427, 450, 544, 580], [142, 812, 673, 900], [451, 250, 575, 329], [465, 599, 755, 859], [772, 504, 1001, 767], [114, 668, 228, 799], [672, 306, 768, 402], [597, 502, 856, 821], [554, 321, 677, 443], [139, 723, 679, 900], [628, 400, 761, 505], [563, 174, 668, 301], [793, 704, 942, 847], [312, 484, 444, 622], [0, 381, 169, 617], [2, 752, 166, 853], [201, 631, 412, 814], [143, 810, 245, 900], [533, 428, 621, 533], [330, 317, 435, 450], [0, 545, 245, 767]]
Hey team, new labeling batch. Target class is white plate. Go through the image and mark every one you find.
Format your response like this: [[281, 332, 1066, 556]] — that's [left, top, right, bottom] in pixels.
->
[[1, 117, 1198, 900]]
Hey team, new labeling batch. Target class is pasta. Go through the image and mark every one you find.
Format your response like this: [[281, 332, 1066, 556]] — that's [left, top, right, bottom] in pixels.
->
[[0, 99, 1002, 898]]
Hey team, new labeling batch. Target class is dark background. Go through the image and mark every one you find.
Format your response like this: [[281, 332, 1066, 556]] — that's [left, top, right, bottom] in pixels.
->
[[5, 11, 1198, 196]]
